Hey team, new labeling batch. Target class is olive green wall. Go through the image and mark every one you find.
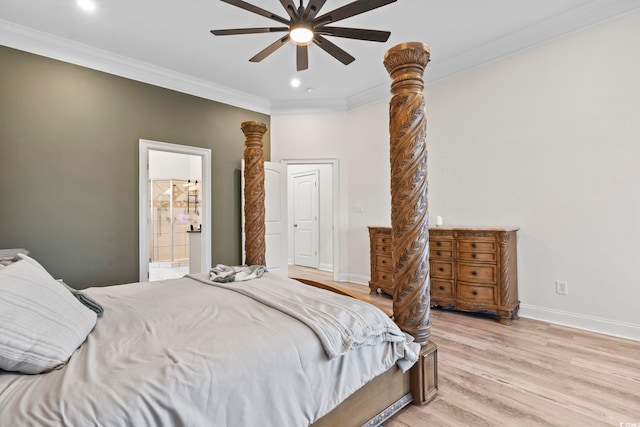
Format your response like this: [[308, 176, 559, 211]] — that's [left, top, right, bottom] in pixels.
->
[[0, 45, 270, 288]]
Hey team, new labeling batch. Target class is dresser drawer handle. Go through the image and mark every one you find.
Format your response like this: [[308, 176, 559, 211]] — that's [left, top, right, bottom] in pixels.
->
[[436, 242, 442, 247], [471, 243, 477, 248], [472, 290, 478, 296], [436, 251, 442, 256], [382, 275, 387, 280], [438, 267, 444, 272], [382, 260, 387, 264], [382, 246, 387, 251], [439, 286, 445, 291], [471, 271, 478, 276]]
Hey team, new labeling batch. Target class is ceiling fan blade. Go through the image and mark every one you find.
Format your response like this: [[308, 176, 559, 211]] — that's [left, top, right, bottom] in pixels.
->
[[316, 26, 390, 42], [220, 0, 290, 25], [249, 35, 290, 63], [211, 27, 288, 36], [313, 35, 355, 65], [296, 44, 309, 71], [314, 0, 397, 26], [302, 0, 327, 20], [279, 0, 299, 20]]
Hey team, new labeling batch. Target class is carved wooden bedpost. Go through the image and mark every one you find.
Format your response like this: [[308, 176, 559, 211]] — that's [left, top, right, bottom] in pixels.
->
[[241, 121, 267, 266], [384, 42, 431, 346]]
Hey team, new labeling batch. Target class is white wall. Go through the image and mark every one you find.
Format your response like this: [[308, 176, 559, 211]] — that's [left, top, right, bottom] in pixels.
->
[[271, 113, 351, 280], [288, 164, 334, 271], [426, 10, 640, 340], [272, 10, 640, 340]]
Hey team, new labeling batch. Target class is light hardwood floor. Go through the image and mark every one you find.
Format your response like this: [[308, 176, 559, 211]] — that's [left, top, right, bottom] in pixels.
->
[[289, 265, 640, 427]]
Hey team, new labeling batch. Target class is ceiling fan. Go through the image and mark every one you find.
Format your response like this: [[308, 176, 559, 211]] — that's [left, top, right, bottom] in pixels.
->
[[211, 0, 398, 71]]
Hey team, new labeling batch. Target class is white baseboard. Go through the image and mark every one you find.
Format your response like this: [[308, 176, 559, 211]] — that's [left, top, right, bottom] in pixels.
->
[[318, 263, 333, 273], [346, 273, 369, 286], [519, 304, 640, 342]]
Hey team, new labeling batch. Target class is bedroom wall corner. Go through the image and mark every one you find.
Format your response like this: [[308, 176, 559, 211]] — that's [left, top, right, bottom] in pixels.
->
[[0, 45, 270, 288]]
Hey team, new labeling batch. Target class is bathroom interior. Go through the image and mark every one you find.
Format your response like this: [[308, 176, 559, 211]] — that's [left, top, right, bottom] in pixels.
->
[[148, 151, 202, 281]]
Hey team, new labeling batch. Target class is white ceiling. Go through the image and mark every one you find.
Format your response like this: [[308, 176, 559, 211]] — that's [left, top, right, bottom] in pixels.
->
[[1, 0, 639, 114]]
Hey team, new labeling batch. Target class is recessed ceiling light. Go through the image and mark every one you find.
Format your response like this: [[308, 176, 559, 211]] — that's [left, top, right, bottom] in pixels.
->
[[77, 0, 96, 12], [290, 78, 301, 88]]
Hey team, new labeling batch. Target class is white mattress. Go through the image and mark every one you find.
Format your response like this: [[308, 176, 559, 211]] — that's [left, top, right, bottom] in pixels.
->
[[0, 275, 412, 426]]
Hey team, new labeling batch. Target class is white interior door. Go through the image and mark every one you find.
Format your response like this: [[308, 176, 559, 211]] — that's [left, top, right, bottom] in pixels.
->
[[293, 170, 319, 268], [264, 161, 288, 276]]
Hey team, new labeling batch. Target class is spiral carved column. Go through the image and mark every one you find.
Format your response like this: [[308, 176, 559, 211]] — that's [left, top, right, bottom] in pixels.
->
[[384, 42, 431, 346], [241, 121, 267, 266]]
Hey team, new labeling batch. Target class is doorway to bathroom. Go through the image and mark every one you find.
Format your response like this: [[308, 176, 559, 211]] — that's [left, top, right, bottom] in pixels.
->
[[139, 140, 212, 282]]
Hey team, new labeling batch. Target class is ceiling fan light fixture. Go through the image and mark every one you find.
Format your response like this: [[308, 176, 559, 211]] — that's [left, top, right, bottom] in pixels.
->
[[289, 25, 314, 45], [76, 0, 96, 12], [211, 0, 398, 69]]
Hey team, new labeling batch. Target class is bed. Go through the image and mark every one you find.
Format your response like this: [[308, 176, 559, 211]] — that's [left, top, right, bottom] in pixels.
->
[[0, 42, 436, 426]]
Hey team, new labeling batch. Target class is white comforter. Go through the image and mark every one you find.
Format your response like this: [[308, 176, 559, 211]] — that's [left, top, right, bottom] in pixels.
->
[[0, 274, 417, 426]]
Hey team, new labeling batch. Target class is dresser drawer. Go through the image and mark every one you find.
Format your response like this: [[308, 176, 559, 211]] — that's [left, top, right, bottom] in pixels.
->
[[457, 251, 496, 262], [457, 240, 496, 253], [432, 239, 453, 250], [457, 283, 496, 305], [431, 279, 453, 298], [375, 241, 392, 255], [376, 235, 392, 247], [376, 254, 393, 271], [457, 262, 496, 283], [431, 260, 454, 279], [431, 248, 453, 259], [374, 269, 393, 286]]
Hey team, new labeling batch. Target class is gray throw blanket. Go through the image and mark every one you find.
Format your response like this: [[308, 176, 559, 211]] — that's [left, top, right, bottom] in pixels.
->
[[58, 280, 104, 317], [209, 264, 266, 283], [187, 272, 419, 371], [0, 248, 29, 266]]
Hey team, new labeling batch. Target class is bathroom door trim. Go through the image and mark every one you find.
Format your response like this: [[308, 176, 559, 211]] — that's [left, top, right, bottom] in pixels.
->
[[139, 139, 212, 281]]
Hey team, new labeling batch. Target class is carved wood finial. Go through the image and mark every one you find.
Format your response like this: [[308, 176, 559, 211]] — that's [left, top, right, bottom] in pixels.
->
[[385, 42, 431, 346], [241, 121, 268, 266]]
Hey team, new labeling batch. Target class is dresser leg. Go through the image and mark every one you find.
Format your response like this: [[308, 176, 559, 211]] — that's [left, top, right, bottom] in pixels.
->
[[512, 304, 520, 320], [369, 284, 379, 295], [497, 310, 514, 325], [498, 316, 512, 325]]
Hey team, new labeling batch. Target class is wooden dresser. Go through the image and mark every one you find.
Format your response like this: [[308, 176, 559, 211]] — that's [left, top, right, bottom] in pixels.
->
[[369, 225, 520, 324], [430, 227, 519, 324], [368, 226, 394, 296]]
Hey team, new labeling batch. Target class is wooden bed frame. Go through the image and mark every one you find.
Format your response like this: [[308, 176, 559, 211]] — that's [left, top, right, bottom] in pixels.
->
[[241, 42, 438, 427]]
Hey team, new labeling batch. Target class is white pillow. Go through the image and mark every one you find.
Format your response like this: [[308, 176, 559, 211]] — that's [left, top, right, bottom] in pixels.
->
[[0, 256, 97, 374]]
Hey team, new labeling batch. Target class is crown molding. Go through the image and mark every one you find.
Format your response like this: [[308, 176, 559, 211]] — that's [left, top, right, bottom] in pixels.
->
[[344, 2, 640, 111], [0, 19, 272, 115], [2, 2, 640, 115], [423, 1, 640, 85], [270, 97, 348, 115]]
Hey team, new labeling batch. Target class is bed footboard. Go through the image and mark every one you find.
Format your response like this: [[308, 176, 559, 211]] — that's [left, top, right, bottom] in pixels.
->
[[311, 362, 410, 427], [311, 343, 437, 427], [296, 278, 438, 426]]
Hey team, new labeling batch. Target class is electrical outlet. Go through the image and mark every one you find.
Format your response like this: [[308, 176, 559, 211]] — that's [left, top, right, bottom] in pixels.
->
[[556, 280, 568, 296]]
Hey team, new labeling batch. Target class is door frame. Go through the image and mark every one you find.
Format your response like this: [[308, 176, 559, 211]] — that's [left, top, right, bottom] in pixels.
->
[[281, 158, 340, 282], [139, 139, 212, 281]]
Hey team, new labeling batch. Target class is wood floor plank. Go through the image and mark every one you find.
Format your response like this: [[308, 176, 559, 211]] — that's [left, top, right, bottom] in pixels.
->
[[288, 266, 640, 426]]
